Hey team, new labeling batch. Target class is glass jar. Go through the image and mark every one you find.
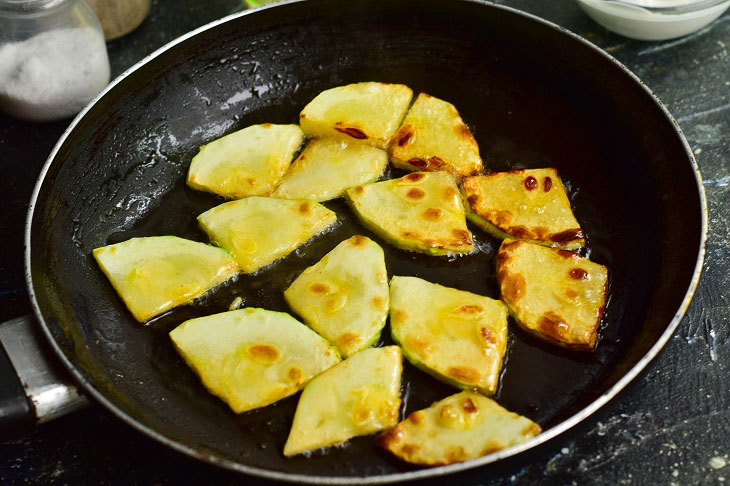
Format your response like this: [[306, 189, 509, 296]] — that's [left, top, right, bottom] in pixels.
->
[[0, 0, 110, 122]]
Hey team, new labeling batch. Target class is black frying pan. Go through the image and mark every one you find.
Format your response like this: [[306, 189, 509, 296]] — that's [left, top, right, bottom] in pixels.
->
[[19, 0, 705, 482]]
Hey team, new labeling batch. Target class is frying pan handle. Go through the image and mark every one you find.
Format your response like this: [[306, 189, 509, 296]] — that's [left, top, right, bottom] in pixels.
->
[[0, 316, 88, 434]]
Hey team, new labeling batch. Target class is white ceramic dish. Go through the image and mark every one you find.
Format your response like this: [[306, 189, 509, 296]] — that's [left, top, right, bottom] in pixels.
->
[[575, 0, 730, 40]]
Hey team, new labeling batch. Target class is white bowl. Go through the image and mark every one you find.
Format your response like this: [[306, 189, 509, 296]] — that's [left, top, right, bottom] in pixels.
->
[[575, 0, 730, 40]]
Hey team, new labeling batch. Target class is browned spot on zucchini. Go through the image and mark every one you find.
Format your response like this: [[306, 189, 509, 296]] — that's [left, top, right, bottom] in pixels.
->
[[550, 228, 585, 245], [397, 127, 414, 146], [538, 311, 570, 341], [543, 176, 553, 192], [247, 178, 257, 186], [392, 310, 407, 322], [446, 366, 480, 383], [493, 210, 513, 226], [452, 229, 471, 244], [457, 124, 473, 138], [461, 398, 477, 413], [569, 268, 589, 280], [378, 426, 404, 446], [372, 296, 386, 309], [533, 227, 548, 239], [445, 446, 468, 463], [523, 176, 538, 190], [501, 272, 526, 303], [466, 194, 479, 206], [456, 304, 483, 314], [565, 289, 579, 300], [408, 411, 425, 425], [443, 187, 457, 199], [401, 444, 420, 457], [480, 327, 497, 345], [422, 208, 442, 220], [557, 249, 578, 258], [288, 367, 303, 381], [335, 126, 367, 139], [509, 225, 531, 238], [337, 333, 359, 348], [261, 123, 272, 128], [406, 336, 433, 355], [408, 157, 428, 168], [406, 187, 426, 200], [429, 156, 446, 167], [248, 344, 280, 363], [405, 172, 425, 182], [501, 239, 522, 251], [298, 201, 311, 215], [308, 283, 329, 295], [353, 185, 364, 194], [351, 235, 368, 246]]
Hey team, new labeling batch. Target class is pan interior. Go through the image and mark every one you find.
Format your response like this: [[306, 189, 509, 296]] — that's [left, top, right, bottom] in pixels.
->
[[29, 0, 702, 479]]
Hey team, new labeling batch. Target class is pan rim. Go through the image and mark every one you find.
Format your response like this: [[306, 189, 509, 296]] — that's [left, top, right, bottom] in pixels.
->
[[23, 0, 708, 483]]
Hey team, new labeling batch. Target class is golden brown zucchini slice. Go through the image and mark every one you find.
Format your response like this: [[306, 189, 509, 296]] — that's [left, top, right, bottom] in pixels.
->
[[197, 197, 337, 273], [389, 93, 482, 176], [497, 239, 608, 351], [187, 123, 304, 199], [345, 172, 473, 256], [284, 236, 389, 357], [389, 276, 508, 395], [169, 308, 341, 414], [284, 346, 402, 456], [380, 391, 541, 466], [299, 82, 413, 149], [92, 236, 238, 322], [271, 138, 388, 202], [462, 168, 585, 250]]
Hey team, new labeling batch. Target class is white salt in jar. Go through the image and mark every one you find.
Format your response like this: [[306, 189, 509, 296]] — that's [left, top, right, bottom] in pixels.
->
[[0, 0, 111, 122]]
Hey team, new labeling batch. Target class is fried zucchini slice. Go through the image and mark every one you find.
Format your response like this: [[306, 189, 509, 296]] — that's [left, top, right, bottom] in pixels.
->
[[389, 93, 482, 176], [462, 168, 585, 250], [197, 197, 337, 273], [284, 346, 402, 456], [271, 138, 388, 202], [187, 123, 304, 199], [389, 276, 508, 395], [379, 391, 541, 466], [169, 308, 341, 413], [92, 236, 238, 322], [299, 82, 413, 149], [497, 239, 608, 351], [345, 172, 473, 256], [284, 236, 389, 357]]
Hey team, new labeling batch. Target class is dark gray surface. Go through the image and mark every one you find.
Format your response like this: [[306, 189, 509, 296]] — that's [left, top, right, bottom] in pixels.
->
[[0, 0, 727, 484]]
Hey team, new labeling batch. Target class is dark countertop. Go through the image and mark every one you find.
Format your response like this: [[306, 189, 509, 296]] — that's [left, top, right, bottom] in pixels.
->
[[1, 0, 728, 484]]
